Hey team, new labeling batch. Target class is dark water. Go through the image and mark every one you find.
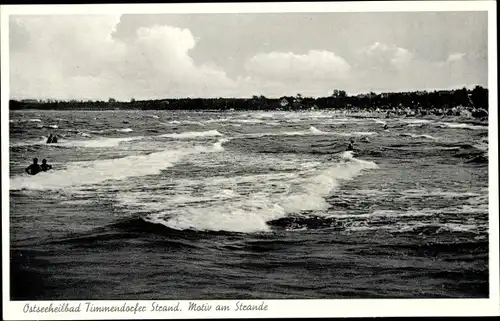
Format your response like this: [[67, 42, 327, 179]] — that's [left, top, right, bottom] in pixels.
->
[[9, 110, 489, 299]]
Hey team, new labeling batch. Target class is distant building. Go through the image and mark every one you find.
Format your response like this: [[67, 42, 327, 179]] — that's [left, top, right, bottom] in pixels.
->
[[280, 98, 289, 107]]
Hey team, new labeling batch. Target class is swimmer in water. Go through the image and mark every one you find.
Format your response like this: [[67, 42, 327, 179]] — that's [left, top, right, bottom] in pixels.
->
[[25, 158, 42, 175], [346, 138, 354, 151], [41, 159, 53, 172], [46, 133, 58, 144]]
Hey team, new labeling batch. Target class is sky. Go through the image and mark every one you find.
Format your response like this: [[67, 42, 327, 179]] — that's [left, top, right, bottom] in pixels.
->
[[9, 11, 488, 100]]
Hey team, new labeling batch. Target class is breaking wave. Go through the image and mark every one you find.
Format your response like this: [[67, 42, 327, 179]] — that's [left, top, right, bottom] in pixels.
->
[[159, 130, 223, 139], [117, 155, 379, 233], [10, 144, 224, 191]]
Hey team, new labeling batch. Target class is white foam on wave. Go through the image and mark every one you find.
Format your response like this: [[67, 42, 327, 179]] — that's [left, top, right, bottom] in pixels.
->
[[57, 136, 144, 148], [437, 122, 487, 130], [326, 209, 436, 220], [232, 119, 267, 124], [242, 126, 328, 138], [213, 138, 230, 150], [400, 133, 437, 140], [253, 112, 276, 119], [309, 126, 326, 134], [242, 127, 376, 139], [403, 119, 432, 124], [117, 128, 133, 133], [346, 221, 487, 234], [400, 189, 482, 198], [203, 118, 233, 123], [162, 120, 206, 126], [159, 129, 223, 139], [373, 119, 387, 125], [136, 156, 378, 233], [10, 137, 48, 147], [29, 118, 42, 123], [332, 131, 377, 137], [473, 142, 488, 152], [10, 144, 224, 191], [346, 221, 482, 234]]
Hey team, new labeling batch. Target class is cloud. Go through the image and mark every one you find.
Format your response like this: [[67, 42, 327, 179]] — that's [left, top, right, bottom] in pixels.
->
[[245, 50, 351, 80], [359, 42, 413, 70], [10, 16, 237, 100], [243, 50, 352, 97], [348, 42, 486, 93], [9, 15, 487, 99], [446, 52, 466, 63]]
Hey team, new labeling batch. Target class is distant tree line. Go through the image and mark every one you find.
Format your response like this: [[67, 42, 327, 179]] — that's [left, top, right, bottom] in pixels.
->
[[9, 86, 488, 113]]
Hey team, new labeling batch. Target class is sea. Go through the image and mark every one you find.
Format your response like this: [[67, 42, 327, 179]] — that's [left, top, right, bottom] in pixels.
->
[[8, 109, 489, 300]]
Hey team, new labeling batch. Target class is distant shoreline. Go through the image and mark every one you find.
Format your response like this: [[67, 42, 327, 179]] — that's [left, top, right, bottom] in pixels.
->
[[9, 86, 489, 119]]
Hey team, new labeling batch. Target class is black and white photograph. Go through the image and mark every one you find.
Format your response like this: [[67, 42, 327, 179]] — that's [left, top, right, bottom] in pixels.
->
[[2, 1, 498, 319]]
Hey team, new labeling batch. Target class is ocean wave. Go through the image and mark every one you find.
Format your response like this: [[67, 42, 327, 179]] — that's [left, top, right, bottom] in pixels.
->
[[9, 144, 224, 191], [268, 203, 487, 233], [372, 119, 387, 125], [57, 136, 144, 148], [10, 134, 143, 148], [158, 129, 223, 139], [309, 126, 326, 134], [163, 120, 206, 126], [213, 138, 230, 150], [330, 131, 377, 137], [403, 119, 432, 124], [130, 155, 378, 233], [242, 126, 374, 138], [400, 189, 481, 199], [345, 221, 481, 234], [116, 128, 133, 133], [10, 137, 48, 147], [437, 122, 487, 130], [472, 142, 488, 152], [232, 119, 267, 124], [400, 133, 437, 140]]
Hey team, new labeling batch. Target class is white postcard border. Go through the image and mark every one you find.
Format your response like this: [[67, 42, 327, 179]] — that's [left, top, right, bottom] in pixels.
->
[[1, 1, 499, 320]]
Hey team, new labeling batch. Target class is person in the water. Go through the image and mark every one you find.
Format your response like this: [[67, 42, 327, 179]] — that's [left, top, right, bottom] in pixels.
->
[[25, 158, 42, 175], [46, 133, 58, 144], [347, 138, 355, 151], [41, 159, 53, 172]]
